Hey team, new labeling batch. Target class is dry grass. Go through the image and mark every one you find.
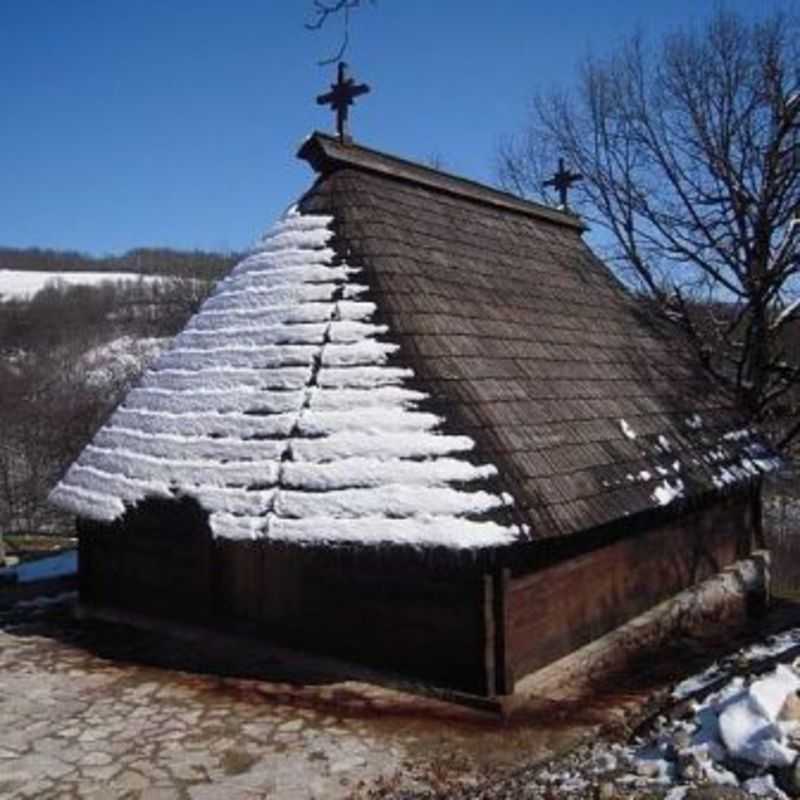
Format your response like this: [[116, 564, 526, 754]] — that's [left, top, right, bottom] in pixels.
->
[[3, 533, 76, 563]]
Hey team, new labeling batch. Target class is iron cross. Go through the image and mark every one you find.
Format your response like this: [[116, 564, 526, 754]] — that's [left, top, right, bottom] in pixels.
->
[[316, 62, 370, 143], [544, 158, 583, 209]]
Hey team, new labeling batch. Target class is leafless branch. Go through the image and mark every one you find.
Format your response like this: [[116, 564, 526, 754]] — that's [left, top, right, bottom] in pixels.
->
[[498, 8, 800, 450], [305, 0, 375, 66]]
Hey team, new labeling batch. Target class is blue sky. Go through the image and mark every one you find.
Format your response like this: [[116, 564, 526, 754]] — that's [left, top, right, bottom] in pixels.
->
[[0, 0, 791, 256]]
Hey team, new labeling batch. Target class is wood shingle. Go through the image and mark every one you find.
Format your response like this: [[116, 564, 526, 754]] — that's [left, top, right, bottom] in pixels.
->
[[299, 132, 778, 539]]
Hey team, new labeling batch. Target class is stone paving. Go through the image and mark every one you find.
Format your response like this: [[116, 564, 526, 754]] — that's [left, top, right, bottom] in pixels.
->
[[5, 592, 791, 800], [0, 595, 583, 800]]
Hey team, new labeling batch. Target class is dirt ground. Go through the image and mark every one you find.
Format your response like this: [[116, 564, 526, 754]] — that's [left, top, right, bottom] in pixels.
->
[[2, 592, 799, 800]]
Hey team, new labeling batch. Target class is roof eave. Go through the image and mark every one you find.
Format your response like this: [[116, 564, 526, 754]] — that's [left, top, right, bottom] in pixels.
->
[[297, 132, 588, 233]]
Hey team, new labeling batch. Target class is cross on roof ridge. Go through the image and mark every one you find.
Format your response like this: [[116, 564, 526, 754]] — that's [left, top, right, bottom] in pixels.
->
[[543, 158, 583, 210], [316, 62, 370, 144]]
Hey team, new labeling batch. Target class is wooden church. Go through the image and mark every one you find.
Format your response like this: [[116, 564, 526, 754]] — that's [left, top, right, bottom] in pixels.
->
[[50, 72, 779, 699]]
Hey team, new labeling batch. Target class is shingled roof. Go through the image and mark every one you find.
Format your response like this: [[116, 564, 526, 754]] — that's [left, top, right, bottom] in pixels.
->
[[50, 133, 779, 546], [297, 133, 780, 538]]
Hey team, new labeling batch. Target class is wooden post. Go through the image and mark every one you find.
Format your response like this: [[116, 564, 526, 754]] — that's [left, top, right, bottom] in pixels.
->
[[76, 518, 94, 603], [482, 574, 496, 697], [493, 567, 514, 695]]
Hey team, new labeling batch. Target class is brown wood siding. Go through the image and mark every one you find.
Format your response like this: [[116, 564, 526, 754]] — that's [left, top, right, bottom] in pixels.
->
[[503, 494, 754, 684], [77, 503, 213, 620], [76, 494, 757, 697], [77, 514, 489, 696], [249, 543, 487, 694]]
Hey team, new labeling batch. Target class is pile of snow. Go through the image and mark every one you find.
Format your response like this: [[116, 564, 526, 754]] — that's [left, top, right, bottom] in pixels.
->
[[532, 631, 800, 799], [0, 270, 165, 301], [673, 630, 800, 701], [512, 621, 800, 799], [49, 209, 520, 548], [615, 663, 800, 798], [716, 666, 799, 768]]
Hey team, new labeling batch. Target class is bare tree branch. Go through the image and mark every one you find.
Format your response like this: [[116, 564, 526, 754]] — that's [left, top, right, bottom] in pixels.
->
[[498, 8, 800, 451], [305, 0, 375, 66]]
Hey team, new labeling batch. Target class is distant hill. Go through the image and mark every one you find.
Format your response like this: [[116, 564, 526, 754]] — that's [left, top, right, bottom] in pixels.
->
[[0, 246, 240, 282], [0, 270, 172, 303], [0, 270, 209, 535]]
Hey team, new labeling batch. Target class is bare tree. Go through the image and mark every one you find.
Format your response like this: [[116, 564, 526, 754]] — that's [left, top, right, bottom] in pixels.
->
[[498, 10, 800, 450], [305, 0, 376, 65], [0, 278, 193, 537]]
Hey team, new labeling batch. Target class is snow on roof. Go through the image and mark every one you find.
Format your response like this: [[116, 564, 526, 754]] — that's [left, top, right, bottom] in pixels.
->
[[297, 135, 782, 539], [49, 209, 521, 549]]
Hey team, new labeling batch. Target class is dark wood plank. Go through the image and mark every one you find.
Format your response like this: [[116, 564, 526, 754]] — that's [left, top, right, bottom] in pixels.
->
[[504, 495, 754, 680]]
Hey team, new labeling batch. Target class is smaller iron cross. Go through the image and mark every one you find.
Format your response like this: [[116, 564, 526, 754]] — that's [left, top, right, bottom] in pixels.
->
[[316, 62, 370, 143], [544, 158, 583, 209]]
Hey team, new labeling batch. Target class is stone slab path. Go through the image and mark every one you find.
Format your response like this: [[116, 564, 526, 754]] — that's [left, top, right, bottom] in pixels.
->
[[0, 595, 616, 800], [3, 595, 794, 799]]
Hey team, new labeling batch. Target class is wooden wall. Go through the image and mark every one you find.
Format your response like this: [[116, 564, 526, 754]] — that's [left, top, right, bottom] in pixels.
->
[[78, 497, 213, 620], [77, 491, 758, 698], [78, 507, 490, 695], [214, 539, 489, 693], [498, 493, 755, 691]]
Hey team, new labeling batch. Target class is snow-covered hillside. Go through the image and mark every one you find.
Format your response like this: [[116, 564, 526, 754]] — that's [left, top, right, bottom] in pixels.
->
[[0, 275, 179, 535], [0, 270, 165, 301]]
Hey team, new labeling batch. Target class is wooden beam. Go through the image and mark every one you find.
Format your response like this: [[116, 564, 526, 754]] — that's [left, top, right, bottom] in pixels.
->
[[482, 574, 496, 698], [493, 567, 514, 695]]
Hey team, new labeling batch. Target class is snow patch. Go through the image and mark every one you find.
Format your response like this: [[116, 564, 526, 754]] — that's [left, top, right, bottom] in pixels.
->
[[723, 428, 753, 442], [620, 419, 637, 439], [50, 208, 519, 549], [268, 516, 517, 548], [652, 478, 685, 506], [717, 665, 800, 766], [0, 270, 167, 301]]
